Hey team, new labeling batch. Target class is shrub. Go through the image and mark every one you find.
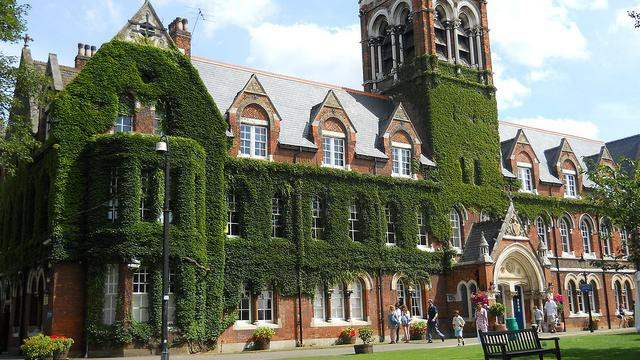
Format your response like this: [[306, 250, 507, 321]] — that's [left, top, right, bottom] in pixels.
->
[[358, 327, 374, 344], [253, 327, 276, 341], [409, 320, 427, 334], [20, 334, 55, 360], [50, 335, 74, 354], [340, 326, 356, 338]]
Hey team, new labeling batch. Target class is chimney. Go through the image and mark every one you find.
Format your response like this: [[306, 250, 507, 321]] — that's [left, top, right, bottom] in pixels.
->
[[168, 17, 191, 58], [75, 43, 97, 70]]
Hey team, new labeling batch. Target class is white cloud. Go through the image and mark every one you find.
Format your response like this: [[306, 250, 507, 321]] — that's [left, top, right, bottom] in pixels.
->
[[246, 23, 362, 88], [170, 0, 277, 36], [488, 0, 591, 68], [609, 3, 640, 33], [527, 69, 557, 82], [492, 54, 530, 110], [505, 117, 600, 139], [557, 0, 608, 10]]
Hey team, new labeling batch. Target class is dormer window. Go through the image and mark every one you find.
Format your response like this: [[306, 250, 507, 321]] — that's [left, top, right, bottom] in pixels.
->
[[563, 170, 577, 198], [322, 132, 345, 168], [517, 163, 533, 193], [239, 104, 270, 159], [392, 143, 411, 177]]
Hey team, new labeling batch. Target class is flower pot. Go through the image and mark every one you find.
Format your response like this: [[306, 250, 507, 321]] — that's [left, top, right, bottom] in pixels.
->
[[493, 323, 508, 331], [410, 332, 425, 341], [253, 338, 271, 351], [53, 349, 69, 360], [354, 344, 373, 354], [341, 335, 356, 345]]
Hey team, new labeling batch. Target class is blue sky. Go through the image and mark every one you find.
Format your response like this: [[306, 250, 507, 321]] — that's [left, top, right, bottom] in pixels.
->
[[3, 0, 639, 141]]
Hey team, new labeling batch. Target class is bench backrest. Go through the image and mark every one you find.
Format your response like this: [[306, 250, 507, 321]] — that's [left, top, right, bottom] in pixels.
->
[[480, 329, 542, 355]]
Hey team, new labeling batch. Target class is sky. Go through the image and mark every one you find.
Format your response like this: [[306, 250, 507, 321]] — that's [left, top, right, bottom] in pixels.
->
[[2, 0, 639, 142]]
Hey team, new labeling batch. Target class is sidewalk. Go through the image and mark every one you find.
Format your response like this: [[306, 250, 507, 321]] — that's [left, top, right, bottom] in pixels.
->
[[85, 328, 636, 360]]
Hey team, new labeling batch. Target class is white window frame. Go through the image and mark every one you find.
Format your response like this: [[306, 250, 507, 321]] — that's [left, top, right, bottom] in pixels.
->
[[153, 108, 164, 136], [417, 211, 429, 248], [322, 135, 346, 169], [313, 286, 325, 321], [350, 281, 363, 321], [620, 229, 629, 257], [560, 218, 571, 254], [349, 203, 359, 242], [601, 224, 611, 257], [272, 197, 283, 238], [392, 145, 412, 178], [517, 165, 533, 193], [450, 210, 462, 249], [411, 283, 423, 318], [227, 191, 239, 238], [256, 287, 274, 324], [568, 281, 578, 313], [397, 280, 406, 307], [239, 123, 268, 159], [102, 264, 119, 325], [536, 218, 548, 246], [132, 267, 149, 323], [580, 220, 592, 254], [238, 284, 252, 323], [330, 284, 345, 321], [563, 172, 577, 198], [114, 114, 133, 133], [385, 204, 396, 245], [311, 195, 324, 240]]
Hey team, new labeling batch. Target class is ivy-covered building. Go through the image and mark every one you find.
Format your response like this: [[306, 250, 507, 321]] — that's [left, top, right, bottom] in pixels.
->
[[0, 0, 638, 355]]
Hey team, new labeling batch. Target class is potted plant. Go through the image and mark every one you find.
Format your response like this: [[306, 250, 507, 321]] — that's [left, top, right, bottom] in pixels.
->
[[591, 315, 600, 330], [20, 334, 55, 360], [556, 302, 565, 332], [489, 303, 507, 331], [252, 327, 275, 351], [354, 327, 374, 354], [50, 336, 74, 360], [339, 326, 357, 344], [409, 320, 427, 340]]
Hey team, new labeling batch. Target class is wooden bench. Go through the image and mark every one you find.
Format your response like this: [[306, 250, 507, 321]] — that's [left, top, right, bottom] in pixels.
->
[[479, 329, 561, 360]]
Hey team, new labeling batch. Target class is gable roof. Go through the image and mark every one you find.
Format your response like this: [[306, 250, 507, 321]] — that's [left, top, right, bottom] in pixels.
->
[[607, 135, 640, 162], [499, 122, 608, 188], [116, 0, 174, 49], [192, 57, 435, 162]]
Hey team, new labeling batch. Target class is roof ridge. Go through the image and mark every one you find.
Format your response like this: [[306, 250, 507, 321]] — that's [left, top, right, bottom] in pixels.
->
[[499, 120, 605, 145], [191, 56, 389, 101], [605, 133, 640, 145]]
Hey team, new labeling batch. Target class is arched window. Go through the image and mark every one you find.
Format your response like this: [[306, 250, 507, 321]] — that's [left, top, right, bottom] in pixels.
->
[[450, 209, 462, 249], [350, 280, 364, 321], [330, 284, 345, 321], [600, 221, 612, 256], [578, 280, 587, 313], [313, 286, 325, 321], [457, 13, 474, 66], [559, 218, 571, 254], [411, 283, 423, 318], [580, 219, 592, 254], [589, 280, 599, 313], [400, 7, 415, 62], [459, 284, 469, 318], [239, 104, 269, 159], [434, 6, 450, 61], [614, 280, 624, 309], [379, 21, 393, 76], [102, 264, 119, 325], [624, 282, 633, 311], [385, 204, 396, 245], [468, 283, 478, 318], [568, 280, 578, 314], [536, 217, 548, 246], [397, 279, 406, 307], [311, 195, 325, 240]]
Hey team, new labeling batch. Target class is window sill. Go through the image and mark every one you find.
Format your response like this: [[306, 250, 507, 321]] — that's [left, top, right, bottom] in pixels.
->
[[238, 154, 270, 161], [392, 174, 413, 180], [233, 321, 280, 331], [227, 235, 240, 239], [417, 245, 435, 252], [385, 243, 397, 247], [311, 319, 370, 328], [321, 163, 349, 171], [561, 251, 576, 259], [583, 252, 597, 260], [568, 312, 601, 318]]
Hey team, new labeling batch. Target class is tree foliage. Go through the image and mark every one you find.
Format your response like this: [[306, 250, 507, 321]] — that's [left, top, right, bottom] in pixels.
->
[[630, 11, 640, 28], [588, 159, 640, 267]]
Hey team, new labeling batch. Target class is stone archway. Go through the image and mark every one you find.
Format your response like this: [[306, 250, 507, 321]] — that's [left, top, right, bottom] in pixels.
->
[[493, 244, 546, 329]]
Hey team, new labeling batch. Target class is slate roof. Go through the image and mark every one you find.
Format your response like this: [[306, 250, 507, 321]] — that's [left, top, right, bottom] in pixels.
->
[[498, 121, 609, 188], [461, 220, 502, 263], [607, 135, 640, 162], [192, 57, 435, 162]]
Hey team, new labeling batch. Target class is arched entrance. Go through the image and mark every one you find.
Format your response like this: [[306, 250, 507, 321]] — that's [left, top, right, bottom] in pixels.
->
[[493, 244, 546, 330]]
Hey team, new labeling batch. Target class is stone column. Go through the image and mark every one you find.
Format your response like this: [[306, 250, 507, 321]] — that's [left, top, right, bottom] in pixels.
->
[[368, 39, 377, 91], [397, 27, 405, 65], [444, 22, 453, 62], [452, 21, 461, 64], [345, 288, 353, 321], [390, 28, 398, 80], [469, 29, 476, 66], [326, 287, 333, 322], [505, 289, 515, 318], [376, 37, 384, 78], [475, 29, 484, 69]]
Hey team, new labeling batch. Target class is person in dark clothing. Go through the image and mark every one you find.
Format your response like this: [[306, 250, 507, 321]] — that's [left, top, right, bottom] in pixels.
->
[[427, 299, 445, 343]]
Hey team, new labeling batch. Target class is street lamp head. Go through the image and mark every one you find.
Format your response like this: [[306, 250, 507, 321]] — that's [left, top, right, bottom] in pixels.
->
[[156, 140, 168, 153]]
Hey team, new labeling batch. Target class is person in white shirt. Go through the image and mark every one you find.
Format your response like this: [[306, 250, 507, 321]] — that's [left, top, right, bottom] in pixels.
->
[[544, 298, 557, 333], [533, 306, 544, 332], [452, 310, 465, 346]]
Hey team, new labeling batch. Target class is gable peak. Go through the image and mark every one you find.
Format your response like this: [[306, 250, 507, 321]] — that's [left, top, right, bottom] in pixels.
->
[[516, 129, 530, 145], [116, 0, 174, 49], [322, 90, 343, 110], [391, 102, 410, 122], [242, 74, 267, 95]]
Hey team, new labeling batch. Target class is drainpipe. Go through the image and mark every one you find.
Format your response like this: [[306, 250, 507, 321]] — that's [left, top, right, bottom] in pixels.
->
[[550, 217, 566, 332], [296, 260, 304, 346], [82, 262, 90, 358], [595, 215, 612, 329], [377, 269, 385, 342]]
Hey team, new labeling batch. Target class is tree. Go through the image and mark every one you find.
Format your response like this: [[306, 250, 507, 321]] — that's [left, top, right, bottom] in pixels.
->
[[630, 11, 640, 28], [588, 159, 640, 268], [0, 1, 48, 176]]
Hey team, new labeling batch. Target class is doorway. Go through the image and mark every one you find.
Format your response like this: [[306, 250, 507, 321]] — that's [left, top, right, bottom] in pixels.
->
[[513, 285, 525, 330]]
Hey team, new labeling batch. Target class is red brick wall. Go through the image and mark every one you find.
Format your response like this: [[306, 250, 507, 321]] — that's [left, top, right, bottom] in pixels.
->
[[51, 263, 85, 352]]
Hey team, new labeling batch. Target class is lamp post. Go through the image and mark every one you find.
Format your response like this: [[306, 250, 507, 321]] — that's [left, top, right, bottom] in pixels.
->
[[156, 136, 170, 360], [578, 254, 594, 333]]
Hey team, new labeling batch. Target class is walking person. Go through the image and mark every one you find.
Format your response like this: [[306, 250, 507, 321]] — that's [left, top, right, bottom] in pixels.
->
[[617, 304, 627, 328], [388, 305, 399, 344], [401, 305, 411, 343], [474, 302, 488, 340], [426, 299, 445, 343], [533, 306, 544, 332], [452, 310, 465, 346], [544, 297, 557, 333]]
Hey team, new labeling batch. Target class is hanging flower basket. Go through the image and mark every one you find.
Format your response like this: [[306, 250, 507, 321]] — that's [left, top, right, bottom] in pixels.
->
[[471, 291, 489, 305]]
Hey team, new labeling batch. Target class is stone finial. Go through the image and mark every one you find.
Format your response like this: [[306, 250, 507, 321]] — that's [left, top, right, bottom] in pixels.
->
[[478, 232, 493, 264]]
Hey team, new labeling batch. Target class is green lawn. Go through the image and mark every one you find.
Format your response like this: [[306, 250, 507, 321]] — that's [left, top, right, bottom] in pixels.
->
[[285, 333, 640, 360]]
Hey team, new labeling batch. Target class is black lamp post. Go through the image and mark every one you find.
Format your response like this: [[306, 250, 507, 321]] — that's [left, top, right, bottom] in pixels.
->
[[578, 254, 594, 333], [156, 135, 170, 360]]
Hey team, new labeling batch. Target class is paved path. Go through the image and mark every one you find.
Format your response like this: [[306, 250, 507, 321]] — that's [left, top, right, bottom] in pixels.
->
[[82, 328, 636, 360]]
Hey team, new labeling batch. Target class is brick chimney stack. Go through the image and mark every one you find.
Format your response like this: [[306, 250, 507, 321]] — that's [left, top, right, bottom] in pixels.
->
[[75, 43, 97, 70], [168, 17, 191, 57]]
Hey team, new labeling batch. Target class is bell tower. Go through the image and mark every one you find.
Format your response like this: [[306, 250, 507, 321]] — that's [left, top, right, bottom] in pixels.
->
[[359, 0, 493, 93]]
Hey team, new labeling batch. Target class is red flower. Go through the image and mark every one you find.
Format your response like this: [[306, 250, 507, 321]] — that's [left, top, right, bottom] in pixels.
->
[[553, 294, 564, 303]]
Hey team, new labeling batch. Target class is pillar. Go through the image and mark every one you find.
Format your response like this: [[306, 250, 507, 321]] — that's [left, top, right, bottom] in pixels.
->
[[390, 29, 398, 80], [398, 28, 405, 65], [469, 30, 476, 67], [369, 39, 377, 85], [452, 21, 460, 64], [475, 30, 484, 68], [444, 23, 453, 62], [376, 38, 383, 78]]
